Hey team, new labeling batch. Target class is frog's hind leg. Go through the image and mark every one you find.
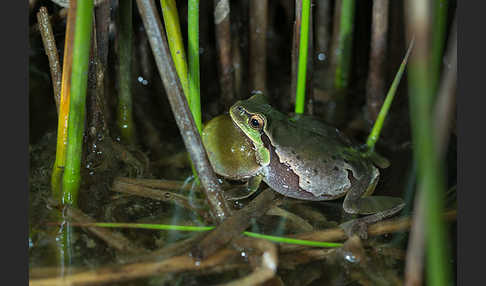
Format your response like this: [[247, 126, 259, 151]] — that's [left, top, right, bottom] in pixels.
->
[[341, 167, 405, 238]]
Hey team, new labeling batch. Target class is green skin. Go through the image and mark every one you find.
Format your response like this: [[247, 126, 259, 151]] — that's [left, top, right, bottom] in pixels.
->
[[225, 94, 404, 217]]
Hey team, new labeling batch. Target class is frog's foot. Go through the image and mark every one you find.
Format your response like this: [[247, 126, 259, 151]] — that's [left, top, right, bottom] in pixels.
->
[[340, 202, 406, 239], [339, 219, 369, 240], [224, 175, 262, 201], [224, 185, 259, 200]]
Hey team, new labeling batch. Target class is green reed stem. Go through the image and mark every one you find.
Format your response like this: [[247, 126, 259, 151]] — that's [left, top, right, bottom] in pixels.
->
[[160, 0, 190, 101], [333, 0, 355, 90], [76, 222, 343, 248], [294, 0, 311, 114], [117, 0, 136, 144], [188, 0, 202, 133], [366, 39, 414, 151], [243, 231, 343, 248], [61, 0, 94, 206], [407, 33, 452, 286]]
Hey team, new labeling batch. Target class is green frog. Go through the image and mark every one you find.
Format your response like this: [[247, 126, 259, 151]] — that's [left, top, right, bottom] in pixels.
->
[[203, 94, 404, 236]]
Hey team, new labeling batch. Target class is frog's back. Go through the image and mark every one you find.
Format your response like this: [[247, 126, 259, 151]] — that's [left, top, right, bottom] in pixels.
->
[[264, 115, 372, 200]]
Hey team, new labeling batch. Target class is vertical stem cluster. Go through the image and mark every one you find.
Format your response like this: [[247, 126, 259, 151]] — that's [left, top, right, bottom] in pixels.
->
[[136, 0, 231, 222]]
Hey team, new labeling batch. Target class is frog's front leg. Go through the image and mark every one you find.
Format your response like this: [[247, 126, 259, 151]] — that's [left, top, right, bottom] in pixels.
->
[[224, 175, 264, 201], [340, 167, 405, 238]]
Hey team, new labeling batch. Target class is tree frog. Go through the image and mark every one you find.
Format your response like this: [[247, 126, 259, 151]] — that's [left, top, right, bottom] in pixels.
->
[[203, 94, 404, 235], [236, 95, 404, 228]]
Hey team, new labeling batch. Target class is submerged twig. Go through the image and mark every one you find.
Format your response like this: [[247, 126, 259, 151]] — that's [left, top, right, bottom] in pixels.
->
[[248, 0, 268, 93], [222, 238, 277, 286], [192, 190, 277, 259], [366, 0, 389, 122], [29, 248, 237, 286], [66, 206, 146, 254], [135, 0, 231, 222], [213, 0, 235, 110], [111, 179, 208, 220], [281, 210, 456, 253], [37, 6, 62, 113], [115, 177, 201, 192]]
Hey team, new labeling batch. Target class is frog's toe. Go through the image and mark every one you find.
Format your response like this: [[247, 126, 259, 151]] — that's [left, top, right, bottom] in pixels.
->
[[339, 219, 368, 240]]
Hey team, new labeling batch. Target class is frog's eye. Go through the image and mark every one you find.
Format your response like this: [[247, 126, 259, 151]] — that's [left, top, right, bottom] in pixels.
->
[[249, 115, 264, 130]]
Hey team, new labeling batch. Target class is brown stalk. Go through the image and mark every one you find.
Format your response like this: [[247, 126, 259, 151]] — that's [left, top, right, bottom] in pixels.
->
[[328, 0, 342, 83], [315, 0, 331, 63], [66, 206, 147, 254], [37, 6, 62, 113], [111, 179, 208, 221], [290, 0, 302, 104], [135, 0, 231, 222], [213, 0, 235, 110], [305, 1, 315, 114], [87, 0, 111, 135], [366, 0, 389, 123], [249, 0, 268, 93], [30, 237, 277, 286], [29, 248, 237, 286], [404, 16, 456, 286], [115, 177, 201, 192], [192, 190, 277, 259], [279, 248, 336, 269]]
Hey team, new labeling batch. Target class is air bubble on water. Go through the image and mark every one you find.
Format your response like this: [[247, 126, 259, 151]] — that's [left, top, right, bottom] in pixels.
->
[[137, 76, 148, 85], [317, 53, 326, 61], [344, 253, 358, 263]]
